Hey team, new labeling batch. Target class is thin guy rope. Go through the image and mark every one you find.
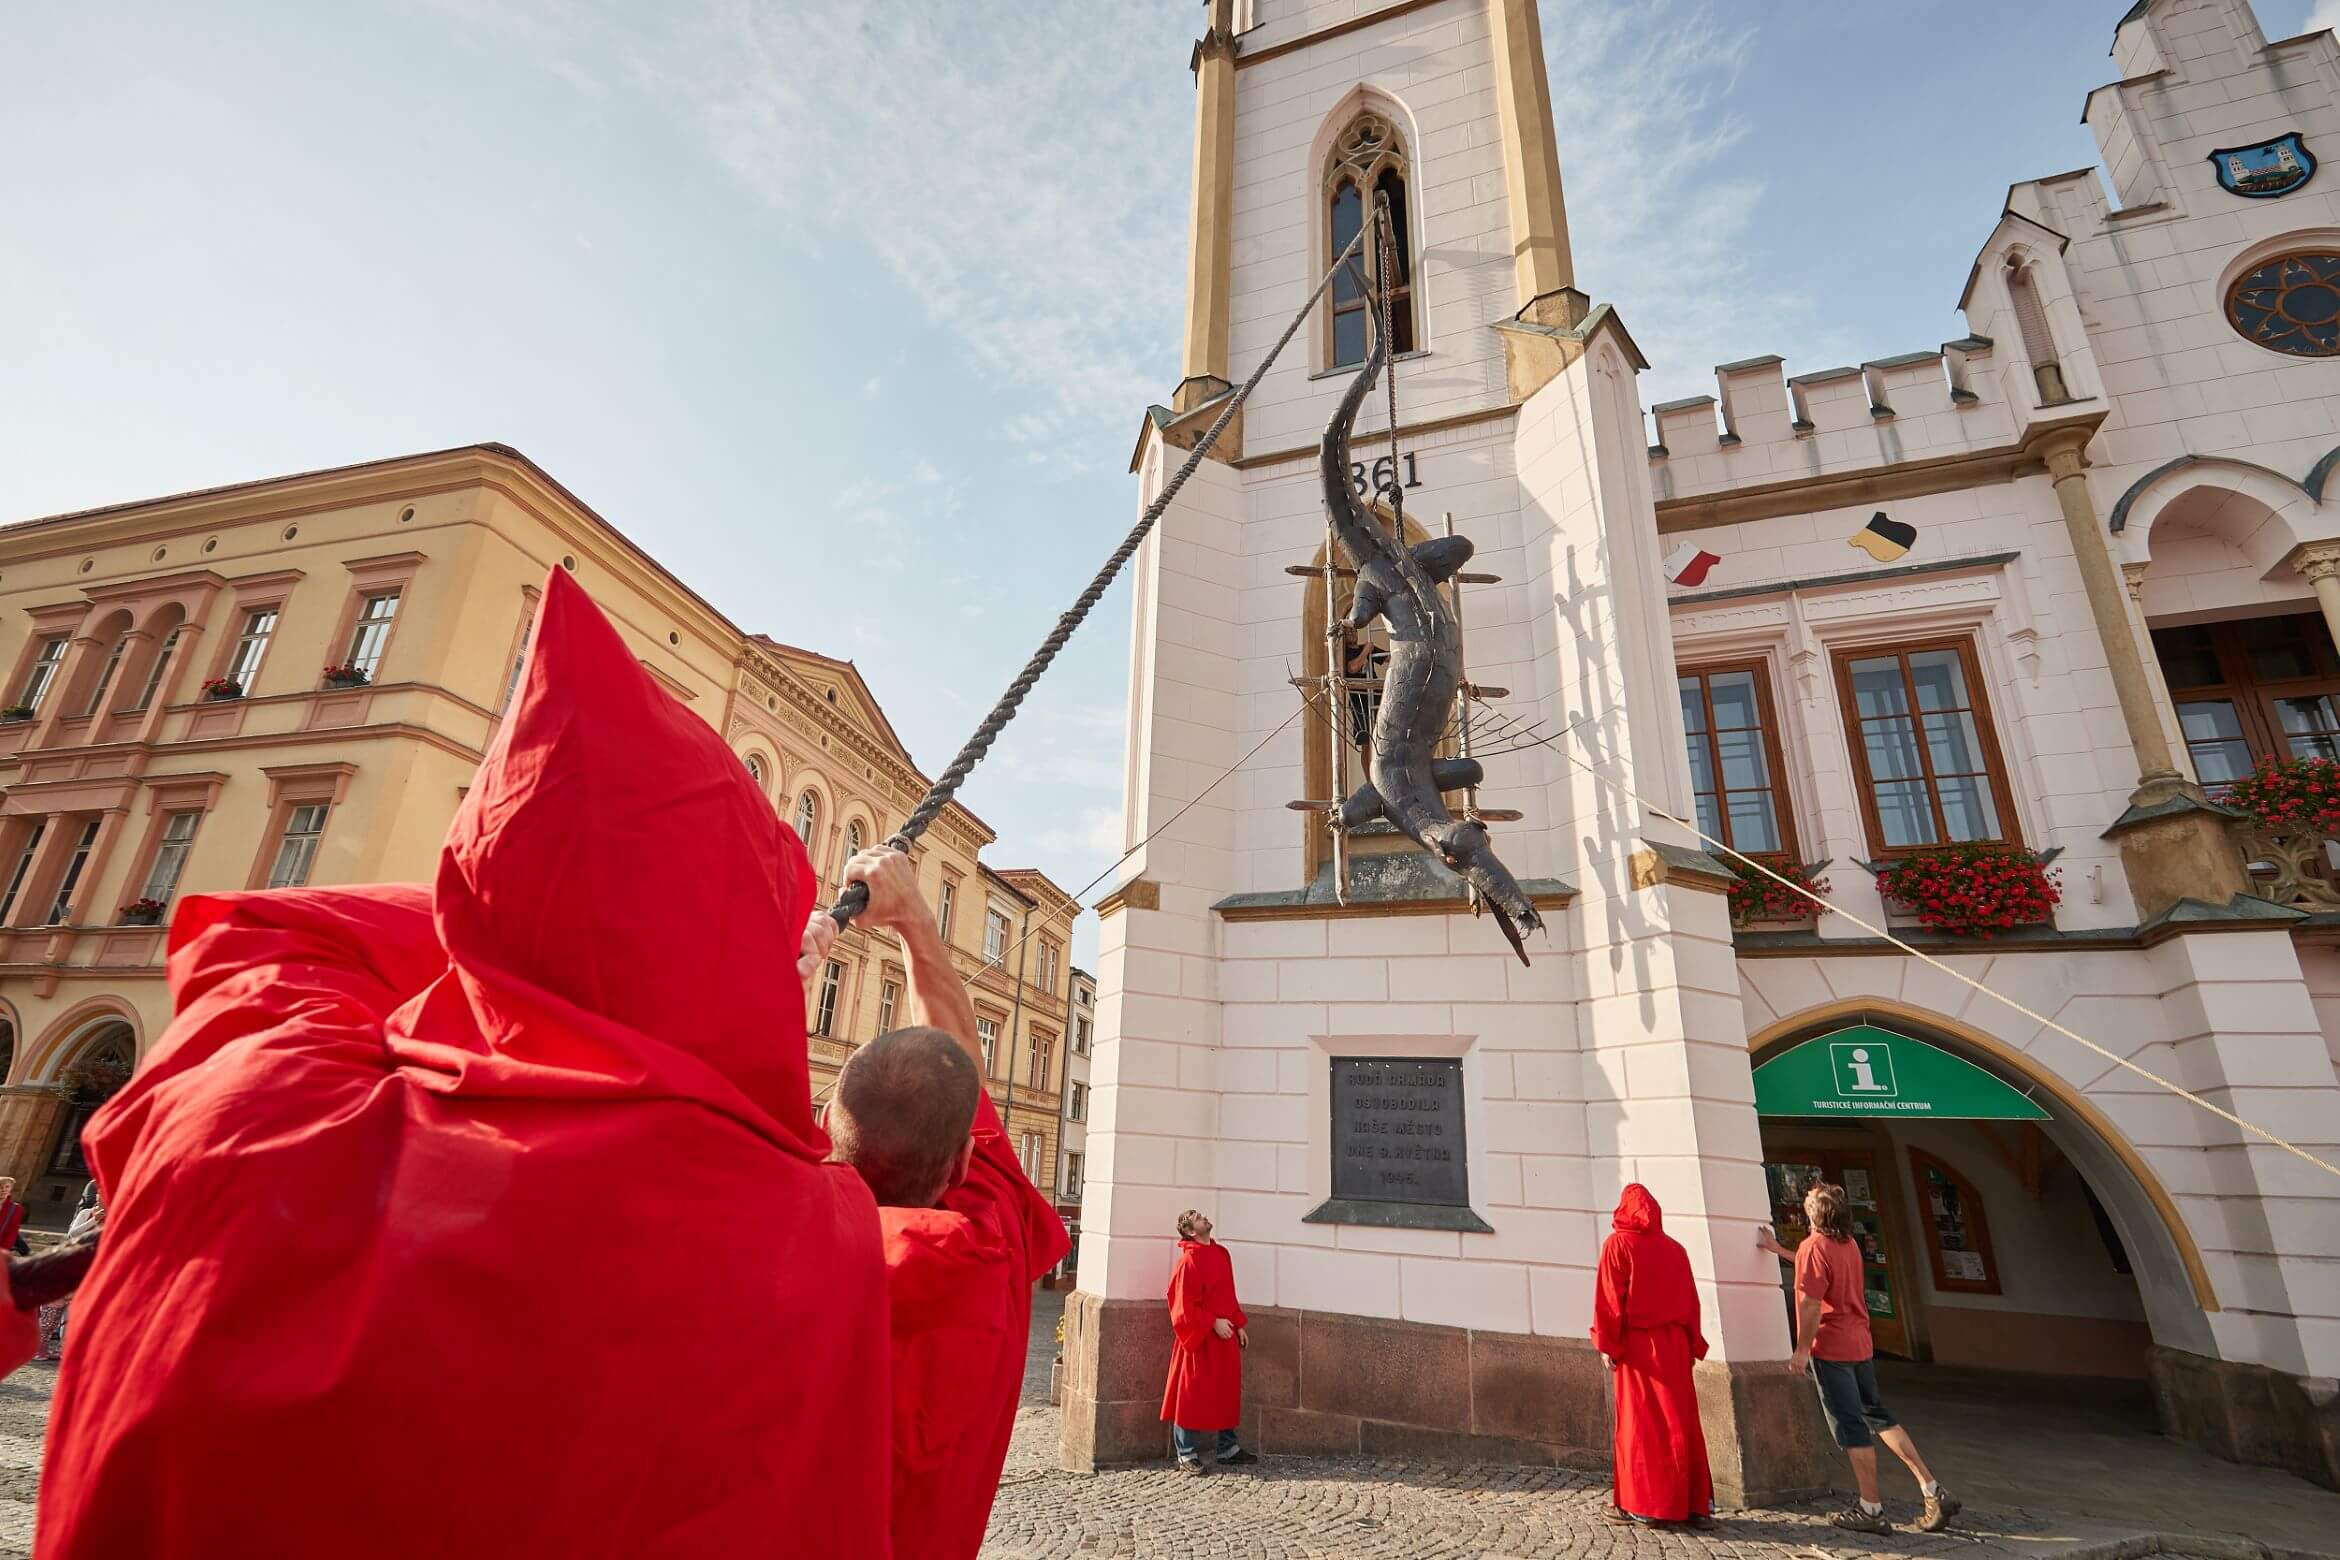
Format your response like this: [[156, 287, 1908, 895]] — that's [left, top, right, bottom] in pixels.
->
[[1538, 713, 2340, 1182], [968, 694, 1322, 988], [827, 220, 1374, 930]]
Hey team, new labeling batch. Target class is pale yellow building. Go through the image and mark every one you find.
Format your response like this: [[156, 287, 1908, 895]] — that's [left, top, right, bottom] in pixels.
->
[[0, 444, 1078, 1222]]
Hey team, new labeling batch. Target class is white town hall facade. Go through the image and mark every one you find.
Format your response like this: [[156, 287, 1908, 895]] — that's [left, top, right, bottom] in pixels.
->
[[1065, 0, 2340, 1501]]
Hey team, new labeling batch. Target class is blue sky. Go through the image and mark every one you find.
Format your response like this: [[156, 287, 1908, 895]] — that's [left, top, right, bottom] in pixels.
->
[[3, 1, 2330, 965]]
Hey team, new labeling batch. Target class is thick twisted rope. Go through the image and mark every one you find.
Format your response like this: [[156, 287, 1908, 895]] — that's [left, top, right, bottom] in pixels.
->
[[829, 219, 1374, 928]]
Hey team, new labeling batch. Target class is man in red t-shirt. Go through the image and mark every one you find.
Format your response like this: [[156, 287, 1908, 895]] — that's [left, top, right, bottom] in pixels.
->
[[803, 847, 1071, 1560], [1759, 1182, 1958, 1534]]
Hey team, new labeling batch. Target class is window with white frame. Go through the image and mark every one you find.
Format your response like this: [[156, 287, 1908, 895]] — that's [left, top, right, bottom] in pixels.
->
[[0, 820, 46, 923], [267, 803, 330, 889], [1038, 940, 1059, 995], [141, 811, 202, 904], [877, 979, 900, 1033], [345, 591, 401, 679], [744, 753, 767, 789], [976, 1017, 998, 1075], [1020, 1132, 1044, 1180], [81, 636, 127, 717], [1069, 1082, 1087, 1122], [131, 628, 184, 712], [793, 791, 818, 848], [814, 960, 843, 1038], [501, 608, 536, 713], [1030, 1031, 1053, 1092], [224, 608, 277, 690], [1074, 1015, 1092, 1055], [18, 636, 66, 710], [48, 819, 100, 924], [983, 903, 1010, 965], [938, 878, 957, 943], [1063, 1151, 1083, 1200]]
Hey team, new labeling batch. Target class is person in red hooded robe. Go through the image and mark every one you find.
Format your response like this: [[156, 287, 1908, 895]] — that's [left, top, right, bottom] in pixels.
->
[[1591, 1183, 1714, 1527], [36, 567, 894, 1558], [803, 844, 1068, 1560], [1159, 1212, 1251, 1472]]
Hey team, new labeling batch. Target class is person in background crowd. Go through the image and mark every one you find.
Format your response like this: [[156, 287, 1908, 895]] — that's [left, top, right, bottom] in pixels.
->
[[1761, 1184, 1960, 1534], [800, 844, 1070, 1560], [34, 1182, 102, 1361], [1160, 1210, 1252, 1473], [1591, 1184, 1712, 1527], [0, 1178, 26, 1257]]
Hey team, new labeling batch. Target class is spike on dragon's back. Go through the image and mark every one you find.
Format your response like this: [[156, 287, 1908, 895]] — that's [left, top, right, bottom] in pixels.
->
[[1319, 330, 1544, 964]]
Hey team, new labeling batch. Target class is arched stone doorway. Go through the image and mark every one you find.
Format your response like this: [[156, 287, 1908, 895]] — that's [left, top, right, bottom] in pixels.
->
[[1747, 997, 2237, 1492], [4, 1008, 139, 1226]]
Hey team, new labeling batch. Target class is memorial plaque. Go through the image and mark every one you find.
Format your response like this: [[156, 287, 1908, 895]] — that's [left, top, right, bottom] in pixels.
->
[[1329, 1056, 1471, 1208]]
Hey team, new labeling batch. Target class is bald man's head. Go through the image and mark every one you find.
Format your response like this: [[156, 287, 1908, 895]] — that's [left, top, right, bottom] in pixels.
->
[[827, 1026, 982, 1207]]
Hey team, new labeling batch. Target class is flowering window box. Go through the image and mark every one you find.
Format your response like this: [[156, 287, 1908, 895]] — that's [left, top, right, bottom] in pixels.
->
[[118, 898, 166, 927], [0, 705, 33, 723], [1727, 858, 1832, 929], [320, 665, 370, 690], [1872, 845, 2061, 938], [201, 678, 245, 701], [2220, 756, 2340, 911]]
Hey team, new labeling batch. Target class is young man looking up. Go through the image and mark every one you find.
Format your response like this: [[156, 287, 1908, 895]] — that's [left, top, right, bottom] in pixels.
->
[[801, 846, 1069, 1560], [1759, 1184, 1959, 1534]]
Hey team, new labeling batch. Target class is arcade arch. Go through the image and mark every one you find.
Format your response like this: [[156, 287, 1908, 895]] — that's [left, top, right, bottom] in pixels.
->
[[1748, 997, 2216, 1380]]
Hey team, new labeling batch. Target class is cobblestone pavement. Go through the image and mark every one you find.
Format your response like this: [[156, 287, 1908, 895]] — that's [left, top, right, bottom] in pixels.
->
[[0, 1364, 48, 1558]]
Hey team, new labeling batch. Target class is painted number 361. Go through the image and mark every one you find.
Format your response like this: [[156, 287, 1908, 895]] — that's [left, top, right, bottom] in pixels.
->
[[1349, 452, 1422, 498]]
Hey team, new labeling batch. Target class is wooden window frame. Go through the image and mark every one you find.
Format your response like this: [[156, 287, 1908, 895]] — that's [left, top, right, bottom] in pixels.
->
[[1908, 1147, 2002, 1297], [2152, 611, 2340, 781], [1832, 637, 2022, 858], [1677, 658, 1800, 864]]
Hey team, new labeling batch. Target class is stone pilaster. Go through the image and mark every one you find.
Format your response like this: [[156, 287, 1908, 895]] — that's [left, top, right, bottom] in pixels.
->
[[1173, 0, 1238, 414], [2288, 541, 2340, 665], [2031, 429, 2249, 917]]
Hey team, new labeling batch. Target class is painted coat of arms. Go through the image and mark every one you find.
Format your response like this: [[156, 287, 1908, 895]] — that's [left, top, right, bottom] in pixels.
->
[[2210, 132, 2316, 198]]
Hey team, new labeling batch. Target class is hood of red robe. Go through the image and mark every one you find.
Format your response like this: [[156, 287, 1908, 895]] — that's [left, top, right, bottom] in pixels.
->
[[1613, 1183, 1663, 1235], [36, 567, 893, 1559]]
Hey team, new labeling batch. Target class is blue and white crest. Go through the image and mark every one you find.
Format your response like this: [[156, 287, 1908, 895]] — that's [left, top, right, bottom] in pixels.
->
[[2210, 132, 2316, 199]]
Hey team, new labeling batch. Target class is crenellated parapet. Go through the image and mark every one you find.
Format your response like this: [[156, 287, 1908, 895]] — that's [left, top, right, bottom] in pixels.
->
[[1648, 335, 2015, 504]]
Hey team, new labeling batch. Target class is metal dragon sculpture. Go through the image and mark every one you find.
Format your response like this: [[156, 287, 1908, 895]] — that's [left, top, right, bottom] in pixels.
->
[[1321, 329, 1543, 964]]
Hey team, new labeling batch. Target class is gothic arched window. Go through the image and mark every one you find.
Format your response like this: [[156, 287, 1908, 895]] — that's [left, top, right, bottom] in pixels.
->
[[1327, 113, 1417, 368], [793, 791, 819, 851]]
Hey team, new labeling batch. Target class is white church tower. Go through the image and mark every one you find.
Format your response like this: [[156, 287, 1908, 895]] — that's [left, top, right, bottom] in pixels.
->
[[1065, 0, 1832, 1502]]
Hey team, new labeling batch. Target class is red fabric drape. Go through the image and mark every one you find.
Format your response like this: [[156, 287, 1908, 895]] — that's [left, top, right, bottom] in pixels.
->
[[1591, 1184, 1713, 1522], [881, 1091, 1069, 1560], [37, 567, 894, 1559], [1159, 1239, 1245, 1430]]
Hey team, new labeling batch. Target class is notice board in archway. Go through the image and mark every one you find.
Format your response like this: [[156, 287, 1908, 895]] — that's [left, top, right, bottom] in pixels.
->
[[1753, 1024, 2049, 1121]]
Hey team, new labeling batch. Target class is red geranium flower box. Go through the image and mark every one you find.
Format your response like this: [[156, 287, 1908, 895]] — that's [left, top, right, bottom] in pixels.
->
[[2219, 755, 2340, 837], [1875, 844, 2060, 938], [1727, 858, 1831, 927]]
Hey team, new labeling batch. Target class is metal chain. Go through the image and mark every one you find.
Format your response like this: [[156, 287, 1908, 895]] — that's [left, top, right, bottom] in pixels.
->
[[829, 219, 1375, 928]]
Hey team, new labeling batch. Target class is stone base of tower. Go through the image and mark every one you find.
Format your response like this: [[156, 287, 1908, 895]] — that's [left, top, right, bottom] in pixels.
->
[[1059, 1290, 1837, 1506]]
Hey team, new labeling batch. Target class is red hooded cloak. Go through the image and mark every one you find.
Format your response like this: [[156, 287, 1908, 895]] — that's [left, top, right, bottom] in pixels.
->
[[880, 1090, 1069, 1560], [37, 567, 893, 1558], [1590, 1184, 1713, 1523], [1159, 1239, 1245, 1430]]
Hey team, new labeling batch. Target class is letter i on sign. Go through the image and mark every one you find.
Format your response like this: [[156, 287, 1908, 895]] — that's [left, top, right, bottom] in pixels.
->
[[1829, 1041, 1897, 1098]]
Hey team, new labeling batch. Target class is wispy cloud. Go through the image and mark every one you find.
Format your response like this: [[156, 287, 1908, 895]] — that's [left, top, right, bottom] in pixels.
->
[[1544, 0, 1836, 404], [431, 0, 1192, 465], [2312, 1, 2340, 33]]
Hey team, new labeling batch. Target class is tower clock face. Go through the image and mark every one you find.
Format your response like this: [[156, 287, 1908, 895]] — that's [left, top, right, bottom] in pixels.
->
[[2225, 252, 2340, 358]]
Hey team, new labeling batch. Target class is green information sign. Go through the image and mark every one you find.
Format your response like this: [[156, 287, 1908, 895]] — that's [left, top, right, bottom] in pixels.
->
[[1752, 1025, 2049, 1121]]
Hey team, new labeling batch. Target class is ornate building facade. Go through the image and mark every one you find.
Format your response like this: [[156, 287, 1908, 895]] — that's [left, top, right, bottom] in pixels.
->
[[1071, 0, 2340, 1499], [0, 444, 1074, 1220]]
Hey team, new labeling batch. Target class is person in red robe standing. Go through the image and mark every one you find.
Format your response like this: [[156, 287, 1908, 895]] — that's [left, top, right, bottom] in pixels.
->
[[1591, 1183, 1714, 1527], [804, 844, 1070, 1560], [36, 567, 895, 1559], [1159, 1212, 1252, 1472]]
